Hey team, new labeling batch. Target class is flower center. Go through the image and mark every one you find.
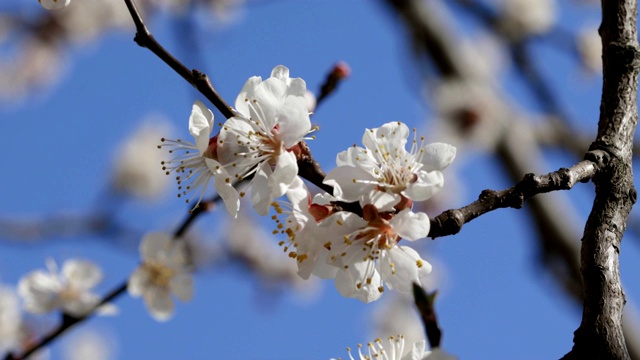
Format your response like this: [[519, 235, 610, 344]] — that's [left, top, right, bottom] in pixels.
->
[[143, 262, 175, 288]]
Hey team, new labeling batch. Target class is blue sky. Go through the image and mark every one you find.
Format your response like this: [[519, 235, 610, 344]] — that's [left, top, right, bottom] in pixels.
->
[[2, 0, 638, 359]]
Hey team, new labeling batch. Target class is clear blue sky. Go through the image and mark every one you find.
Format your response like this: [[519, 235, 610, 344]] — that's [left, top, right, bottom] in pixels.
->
[[2, 1, 638, 359]]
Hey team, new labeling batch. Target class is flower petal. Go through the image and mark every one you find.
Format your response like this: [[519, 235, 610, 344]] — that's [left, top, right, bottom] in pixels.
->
[[334, 262, 383, 303], [379, 246, 431, 292], [390, 209, 430, 241], [62, 259, 102, 290], [127, 267, 149, 298], [420, 143, 457, 172], [403, 171, 444, 201], [143, 287, 174, 322], [139, 232, 173, 262], [169, 273, 194, 302], [189, 100, 214, 156], [251, 162, 273, 216], [269, 151, 298, 199], [323, 165, 376, 202]]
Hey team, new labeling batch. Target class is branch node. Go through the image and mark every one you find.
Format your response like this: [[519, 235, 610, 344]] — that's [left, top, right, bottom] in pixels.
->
[[584, 149, 610, 168]]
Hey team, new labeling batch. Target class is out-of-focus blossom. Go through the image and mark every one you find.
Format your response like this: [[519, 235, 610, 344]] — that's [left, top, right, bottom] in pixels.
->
[[128, 232, 193, 321], [39, 0, 71, 11], [371, 294, 426, 357], [111, 117, 172, 200], [431, 79, 508, 152], [499, 0, 557, 38], [0, 40, 62, 102], [217, 65, 313, 215], [228, 207, 318, 295], [458, 33, 508, 82], [578, 27, 602, 73], [0, 285, 21, 352], [18, 259, 112, 317], [63, 328, 116, 360]]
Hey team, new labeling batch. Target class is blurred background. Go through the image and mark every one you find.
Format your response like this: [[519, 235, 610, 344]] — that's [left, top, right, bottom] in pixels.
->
[[1, 0, 639, 359]]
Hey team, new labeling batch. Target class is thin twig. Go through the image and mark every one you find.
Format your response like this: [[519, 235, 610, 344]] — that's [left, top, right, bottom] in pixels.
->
[[123, 0, 236, 119], [428, 158, 598, 238]]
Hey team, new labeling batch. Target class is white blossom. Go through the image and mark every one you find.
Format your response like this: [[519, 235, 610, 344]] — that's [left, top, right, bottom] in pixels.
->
[[159, 100, 240, 217], [112, 117, 172, 200], [324, 122, 455, 212], [18, 259, 110, 317], [128, 232, 193, 321], [499, 0, 557, 38], [0, 286, 21, 352], [39, 0, 71, 10], [578, 26, 602, 73], [332, 335, 457, 360], [217, 65, 313, 215], [331, 335, 428, 360], [326, 205, 432, 303], [271, 177, 340, 281]]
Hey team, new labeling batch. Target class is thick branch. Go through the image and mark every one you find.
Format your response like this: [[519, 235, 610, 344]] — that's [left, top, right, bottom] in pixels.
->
[[563, 0, 640, 358]]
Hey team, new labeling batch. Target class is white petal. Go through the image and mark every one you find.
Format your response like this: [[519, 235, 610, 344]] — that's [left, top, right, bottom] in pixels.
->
[[189, 100, 214, 155], [39, 0, 71, 10], [234, 76, 262, 117], [206, 158, 240, 218], [324, 166, 376, 202], [425, 348, 458, 360], [285, 176, 308, 210], [169, 273, 194, 302], [390, 209, 430, 241], [269, 151, 298, 199], [406, 340, 428, 360], [143, 287, 174, 322], [140, 232, 173, 262], [270, 65, 290, 82], [217, 117, 256, 167], [62, 259, 102, 290], [379, 246, 431, 292], [364, 191, 400, 212], [334, 263, 383, 303], [18, 271, 59, 314], [127, 267, 149, 298], [403, 171, 444, 201], [251, 162, 273, 216], [362, 122, 409, 159], [420, 143, 456, 172], [278, 96, 311, 148]]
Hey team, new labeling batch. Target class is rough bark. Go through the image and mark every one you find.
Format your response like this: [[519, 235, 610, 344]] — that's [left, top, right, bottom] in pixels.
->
[[563, 0, 640, 358]]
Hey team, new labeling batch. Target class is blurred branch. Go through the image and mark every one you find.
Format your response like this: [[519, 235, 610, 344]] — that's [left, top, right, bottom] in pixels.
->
[[412, 283, 442, 349], [4, 192, 219, 360]]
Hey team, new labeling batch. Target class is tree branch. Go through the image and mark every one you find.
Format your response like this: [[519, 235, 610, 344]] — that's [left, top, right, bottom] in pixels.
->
[[428, 158, 597, 238], [563, 0, 640, 358]]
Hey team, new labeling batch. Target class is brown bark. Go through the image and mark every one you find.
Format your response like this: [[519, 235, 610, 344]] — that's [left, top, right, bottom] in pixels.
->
[[563, 0, 640, 359]]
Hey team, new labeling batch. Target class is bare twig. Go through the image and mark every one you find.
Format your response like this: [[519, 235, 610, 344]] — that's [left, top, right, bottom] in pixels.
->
[[412, 283, 442, 349], [428, 158, 597, 238]]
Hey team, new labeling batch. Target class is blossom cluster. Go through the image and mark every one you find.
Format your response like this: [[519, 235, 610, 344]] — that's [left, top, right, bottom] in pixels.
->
[[160, 65, 455, 303]]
